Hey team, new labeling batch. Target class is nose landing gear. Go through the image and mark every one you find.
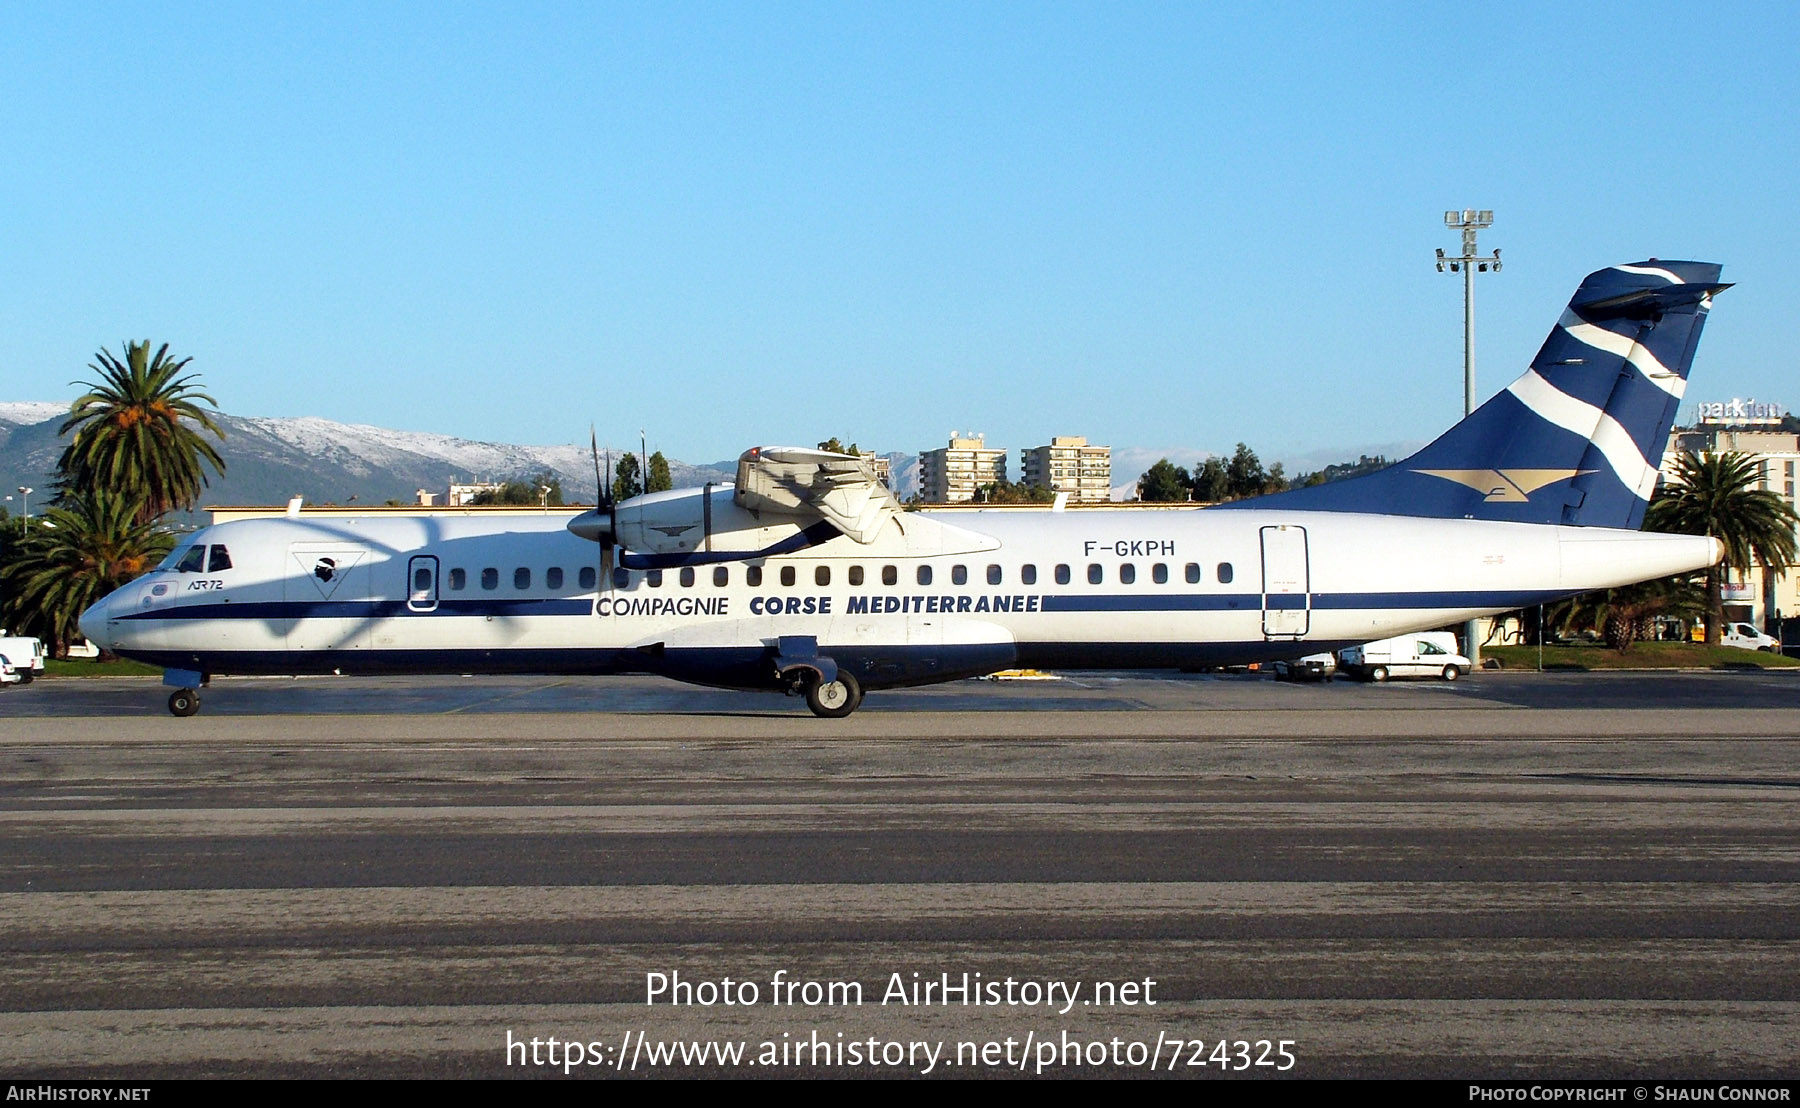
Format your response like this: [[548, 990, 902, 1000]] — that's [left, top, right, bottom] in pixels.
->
[[162, 668, 207, 717]]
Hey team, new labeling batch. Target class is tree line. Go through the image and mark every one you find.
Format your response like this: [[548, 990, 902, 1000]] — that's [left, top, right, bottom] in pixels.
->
[[1135, 444, 1391, 503]]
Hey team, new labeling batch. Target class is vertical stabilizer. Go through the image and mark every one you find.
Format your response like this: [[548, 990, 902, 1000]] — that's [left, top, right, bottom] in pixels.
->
[[1234, 261, 1727, 527]]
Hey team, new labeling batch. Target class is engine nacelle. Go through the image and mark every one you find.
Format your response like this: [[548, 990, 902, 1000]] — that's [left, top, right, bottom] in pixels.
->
[[568, 484, 812, 555]]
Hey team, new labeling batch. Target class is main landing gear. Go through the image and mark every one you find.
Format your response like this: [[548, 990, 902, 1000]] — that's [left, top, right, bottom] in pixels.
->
[[803, 671, 863, 718], [168, 688, 201, 717]]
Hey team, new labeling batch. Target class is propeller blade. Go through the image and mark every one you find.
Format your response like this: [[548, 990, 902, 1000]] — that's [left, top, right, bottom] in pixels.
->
[[590, 425, 604, 506]]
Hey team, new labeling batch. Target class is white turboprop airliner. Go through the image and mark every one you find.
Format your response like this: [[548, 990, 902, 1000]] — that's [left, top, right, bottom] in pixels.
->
[[81, 260, 1728, 717]]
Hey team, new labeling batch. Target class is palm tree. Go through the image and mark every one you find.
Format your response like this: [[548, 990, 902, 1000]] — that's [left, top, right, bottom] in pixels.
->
[[58, 341, 226, 522], [0, 491, 174, 656], [1647, 451, 1799, 644]]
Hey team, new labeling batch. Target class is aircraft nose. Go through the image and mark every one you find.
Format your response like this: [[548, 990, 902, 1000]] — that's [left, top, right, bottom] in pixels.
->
[[78, 594, 112, 650]]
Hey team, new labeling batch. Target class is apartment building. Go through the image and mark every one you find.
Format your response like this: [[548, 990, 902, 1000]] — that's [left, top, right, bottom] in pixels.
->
[[918, 434, 1008, 503], [1021, 436, 1112, 503]]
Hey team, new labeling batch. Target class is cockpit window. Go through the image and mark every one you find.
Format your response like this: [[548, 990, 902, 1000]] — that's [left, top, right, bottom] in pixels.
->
[[175, 546, 206, 573], [208, 545, 232, 572]]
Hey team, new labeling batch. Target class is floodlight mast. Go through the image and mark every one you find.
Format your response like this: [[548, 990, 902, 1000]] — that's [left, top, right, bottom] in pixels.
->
[[1436, 209, 1501, 667], [1436, 209, 1501, 416]]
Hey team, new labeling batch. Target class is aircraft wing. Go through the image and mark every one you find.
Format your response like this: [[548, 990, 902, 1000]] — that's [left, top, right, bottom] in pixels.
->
[[734, 446, 898, 544]]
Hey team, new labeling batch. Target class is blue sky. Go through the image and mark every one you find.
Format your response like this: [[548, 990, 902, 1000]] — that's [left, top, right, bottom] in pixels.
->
[[2, 2, 1795, 468]]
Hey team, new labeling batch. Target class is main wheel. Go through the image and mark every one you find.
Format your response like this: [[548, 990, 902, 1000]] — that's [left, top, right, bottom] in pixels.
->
[[1442, 665, 1461, 681], [804, 671, 863, 718], [168, 689, 201, 717], [1369, 666, 1389, 683]]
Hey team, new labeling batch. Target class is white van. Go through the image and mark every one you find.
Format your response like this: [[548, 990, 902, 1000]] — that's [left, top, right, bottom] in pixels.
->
[[1721, 622, 1780, 652], [1339, 631, 1471, 682], [0, 631, 45, 682]]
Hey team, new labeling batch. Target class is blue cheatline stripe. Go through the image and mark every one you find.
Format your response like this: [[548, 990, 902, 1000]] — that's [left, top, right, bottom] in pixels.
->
[[1040, 589, 1566, 614], [120, 587, 1572, 624], [1312, 589, 1567, 609], [120, 597, 596, 621]]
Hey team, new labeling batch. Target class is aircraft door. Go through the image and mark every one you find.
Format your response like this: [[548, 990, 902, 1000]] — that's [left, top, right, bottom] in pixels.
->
[[284, 544, 373, 650], [1260, 525, 1310, 638], [407, 556, 439, 612]]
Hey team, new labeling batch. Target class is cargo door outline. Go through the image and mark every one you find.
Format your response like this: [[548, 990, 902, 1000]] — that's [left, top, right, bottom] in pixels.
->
[[1260, 525, 1310, 638]]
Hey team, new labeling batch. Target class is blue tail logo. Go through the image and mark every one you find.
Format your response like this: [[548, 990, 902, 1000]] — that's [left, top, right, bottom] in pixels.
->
[[1234, 260, 1728, 528], [1412, 468, 1593, 502]]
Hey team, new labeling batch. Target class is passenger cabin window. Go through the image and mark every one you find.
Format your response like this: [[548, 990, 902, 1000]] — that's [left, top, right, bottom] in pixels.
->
[[1119, 564, 1136, 585], [413, 567, 432, 593], [680, 567, 695, 587], [917, 565, 933, 586], [849, 566, 864, 586], [514, 568, 531, 590], [611, 567, 629, 589], [1185, 563, 1200, 584], [175, 546, 206, 574], [450, 568, 467, 591], [747, 566, 764, 587], [883, 565, 898, 586], [481, 568, 499, 590], [714, 567, 729, 587], [816, 566, 830, 586], [952, 565, 967, 585], [1055, 564, 1070, 585], [547, 567, 564, 590], [579, 567, 596, 590], [987, 565, 1002, 585], [1217, 562, 1233, 584], [647, 569, 663, 588], [1087, 564, 1103, 585], [780, 566, 796, 587], [1152, 563, 1168, 585], [208, 546, 232, 572], [1021, 564, 1037, 586]]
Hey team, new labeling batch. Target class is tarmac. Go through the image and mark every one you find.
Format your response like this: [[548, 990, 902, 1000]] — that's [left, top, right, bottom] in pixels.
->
[[1, 670, 1796, 1078]]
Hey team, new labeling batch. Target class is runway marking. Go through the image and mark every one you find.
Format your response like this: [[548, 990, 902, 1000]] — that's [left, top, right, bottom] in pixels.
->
[[437, 678, 572, 714]]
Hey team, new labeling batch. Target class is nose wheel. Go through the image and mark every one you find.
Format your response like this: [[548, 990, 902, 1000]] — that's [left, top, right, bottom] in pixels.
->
[[804, 671, 863, 718], [168, 689, 201, 717]]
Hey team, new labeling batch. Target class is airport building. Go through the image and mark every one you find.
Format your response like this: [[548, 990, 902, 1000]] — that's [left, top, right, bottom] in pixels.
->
[[443, 481, 506, 507], [1021, 436, 1112, 503], [1661, 407, 1799, 630], [918, 433, 1008, 503]]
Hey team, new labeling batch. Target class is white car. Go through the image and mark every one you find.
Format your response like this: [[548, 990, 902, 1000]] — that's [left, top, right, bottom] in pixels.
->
[[0, 655, 20, 686], [1339, 632, 1471, 682], [1273, 653, 1338, 681]]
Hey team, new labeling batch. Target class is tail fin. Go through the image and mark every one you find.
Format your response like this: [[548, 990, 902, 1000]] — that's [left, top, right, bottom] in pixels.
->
[[1237, 260, 1728, 528]]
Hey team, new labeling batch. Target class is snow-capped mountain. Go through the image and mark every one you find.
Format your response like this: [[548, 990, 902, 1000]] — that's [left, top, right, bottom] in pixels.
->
[[0, 404, 738, 516]]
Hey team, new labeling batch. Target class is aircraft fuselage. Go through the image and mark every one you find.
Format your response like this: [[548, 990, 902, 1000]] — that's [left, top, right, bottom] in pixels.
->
[[82, 505, 1719, 692]]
